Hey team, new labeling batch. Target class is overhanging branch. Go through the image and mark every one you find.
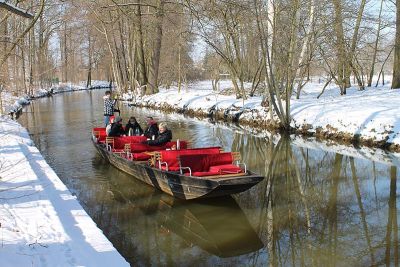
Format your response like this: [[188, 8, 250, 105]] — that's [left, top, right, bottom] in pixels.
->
[[0, 0, 34, 19]]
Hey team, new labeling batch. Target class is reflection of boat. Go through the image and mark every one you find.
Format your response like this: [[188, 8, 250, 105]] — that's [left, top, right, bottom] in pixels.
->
[[92, 136, 264, 200], [157, 195, 264, 257]]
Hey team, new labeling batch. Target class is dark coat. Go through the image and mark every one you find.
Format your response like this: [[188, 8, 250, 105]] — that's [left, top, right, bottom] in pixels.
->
[[103, 97, 116, 116], [125, 121, 143, 136], [146, 129, 172, 146], [108, 122, 125, 137], [144, 123, 159, 139]]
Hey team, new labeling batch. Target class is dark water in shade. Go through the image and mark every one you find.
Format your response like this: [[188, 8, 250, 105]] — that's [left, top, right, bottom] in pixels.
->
[[18, 90, 400, 266]]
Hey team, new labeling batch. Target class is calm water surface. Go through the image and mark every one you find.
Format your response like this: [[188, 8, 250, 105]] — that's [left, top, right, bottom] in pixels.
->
[[18, 90, 400, 266]]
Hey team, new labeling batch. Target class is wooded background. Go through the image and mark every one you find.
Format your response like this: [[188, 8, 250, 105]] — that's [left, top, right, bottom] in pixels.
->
[[0, 0, 398, 128]]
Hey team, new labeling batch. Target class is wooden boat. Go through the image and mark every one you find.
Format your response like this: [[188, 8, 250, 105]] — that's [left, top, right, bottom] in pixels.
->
[[92, 129, 264, 200], [96, 171, 264, 258]]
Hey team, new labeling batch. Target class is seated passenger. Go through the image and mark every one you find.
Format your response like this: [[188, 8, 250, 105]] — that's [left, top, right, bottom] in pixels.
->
[[125, 116, 143, 136], [144, 122, 172, 146], [108, 116, 125, 137], [143, 117, 159, 139]]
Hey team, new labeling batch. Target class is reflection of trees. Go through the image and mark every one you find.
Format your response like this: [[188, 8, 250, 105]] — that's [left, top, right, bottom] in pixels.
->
[[350, 157, 375, 264], [385, 166, 398, 266], [234, 135, 400, 267]]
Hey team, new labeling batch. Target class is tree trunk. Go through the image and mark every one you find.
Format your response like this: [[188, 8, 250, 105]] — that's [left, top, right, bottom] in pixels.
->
[[344, 0, 366, 89], [147, 0, 165, 95], [295, 0, 315, 99], [133, 0, 148, 92], [368, 0, 383, 87], [332, 0, 347, 94], [392, 0, 400, 89]]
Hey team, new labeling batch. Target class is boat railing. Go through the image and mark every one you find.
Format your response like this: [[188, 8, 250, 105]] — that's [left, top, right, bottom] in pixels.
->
[[232, 152, 247, 173], [105, 137, 115, 151], [159, 161, 169, 171], [179, 166, 192, 176]]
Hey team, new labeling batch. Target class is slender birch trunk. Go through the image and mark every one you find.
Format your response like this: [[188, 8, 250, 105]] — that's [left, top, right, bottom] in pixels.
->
[[368, 0, 384, 87]]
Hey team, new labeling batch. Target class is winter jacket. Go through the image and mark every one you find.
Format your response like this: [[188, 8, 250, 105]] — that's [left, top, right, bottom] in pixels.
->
[[146, 129, 172, 146], [104, 96, 116, 116], [125, 121, 143, 136], [108, 123, 125, 137], [144, 122, 159, 139]]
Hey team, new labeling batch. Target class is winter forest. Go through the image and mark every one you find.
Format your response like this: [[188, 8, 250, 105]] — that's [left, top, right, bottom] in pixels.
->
[[0, 0, 399, 129], [3, 1, 400, 266]]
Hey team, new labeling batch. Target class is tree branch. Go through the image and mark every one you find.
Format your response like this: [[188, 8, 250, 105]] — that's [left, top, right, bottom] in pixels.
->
[[0, 0, 33, 19]]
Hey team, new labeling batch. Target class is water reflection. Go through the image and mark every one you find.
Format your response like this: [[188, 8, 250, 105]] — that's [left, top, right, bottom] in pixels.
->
[[234, 137, 400, 266], [17, 90, 400, 266]]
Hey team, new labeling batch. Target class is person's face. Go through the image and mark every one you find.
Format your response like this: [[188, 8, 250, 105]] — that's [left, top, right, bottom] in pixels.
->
[[130, 118, 135, 123], [159, 126, 166, 133]]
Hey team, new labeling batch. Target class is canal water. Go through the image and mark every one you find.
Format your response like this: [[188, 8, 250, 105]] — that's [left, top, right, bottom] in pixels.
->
[[18, 90, 399, 266]]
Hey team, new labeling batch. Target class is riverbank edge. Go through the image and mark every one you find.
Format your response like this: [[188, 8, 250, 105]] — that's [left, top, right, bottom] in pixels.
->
[[0, 116, 129, 266], [6, 83, 111, 118], [128, 101, 400, 153]]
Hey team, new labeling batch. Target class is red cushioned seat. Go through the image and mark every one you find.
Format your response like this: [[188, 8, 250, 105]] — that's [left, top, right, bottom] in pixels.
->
[[158, 147, 221, 170], [130, 143, 152, 153], [92, 128, 107, 143], [132, 153, 151, 161], [119, 136, 147, 143], [209, 164, 242, 174], [112, 136, 148, 149], [179, 152, 241, 176], [112, 148, 125, 153], [93, 127, 106, 133]]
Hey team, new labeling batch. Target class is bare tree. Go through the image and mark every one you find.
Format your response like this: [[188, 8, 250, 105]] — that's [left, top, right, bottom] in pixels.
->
[[392, 0, 400, 89]]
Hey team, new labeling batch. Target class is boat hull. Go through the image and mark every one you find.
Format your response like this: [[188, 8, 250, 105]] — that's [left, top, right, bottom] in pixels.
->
[[92, 139, 264, 200]]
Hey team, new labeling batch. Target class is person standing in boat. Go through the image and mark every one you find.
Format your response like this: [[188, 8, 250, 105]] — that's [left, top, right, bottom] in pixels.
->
[[125, 116, 143, 136], [108, 116, 126, 137], [143, 117, 159, 139], [144, 122, 172, 146], [103, 90, 117, 126]]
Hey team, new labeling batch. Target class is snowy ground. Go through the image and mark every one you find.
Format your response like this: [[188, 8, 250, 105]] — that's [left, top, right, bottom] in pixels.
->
[[123, 78, 400, 148], [0, 117, 128, 266]]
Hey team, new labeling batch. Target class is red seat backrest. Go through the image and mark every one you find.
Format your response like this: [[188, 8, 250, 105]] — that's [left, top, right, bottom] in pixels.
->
[[159, 147, 221, 168], [113, 136, 148, 149], [179, 152, 234, 172], [93, 127, 106, 133], [93, 128, 107, 142]]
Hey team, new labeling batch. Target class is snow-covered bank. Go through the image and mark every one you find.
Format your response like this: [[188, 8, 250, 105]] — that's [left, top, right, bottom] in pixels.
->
[[2, 80, 111, 116], [0, 117, 128, 266], [123, 80, 400, 151]]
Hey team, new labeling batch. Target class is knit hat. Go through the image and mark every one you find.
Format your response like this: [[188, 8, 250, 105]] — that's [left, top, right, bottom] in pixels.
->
[[114, 116, 122, 123]]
